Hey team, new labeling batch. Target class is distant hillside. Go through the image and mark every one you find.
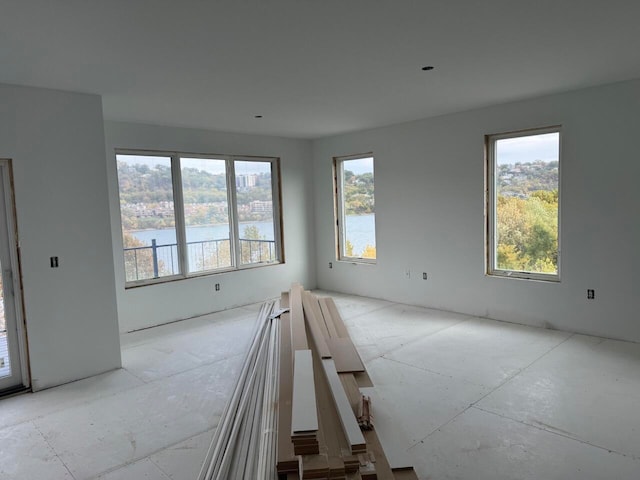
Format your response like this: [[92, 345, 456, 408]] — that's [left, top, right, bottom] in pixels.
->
[[498, 160, 558, 197]]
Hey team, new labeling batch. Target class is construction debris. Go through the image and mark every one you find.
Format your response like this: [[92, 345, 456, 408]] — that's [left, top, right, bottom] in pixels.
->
[[358, 395, 373, 431]]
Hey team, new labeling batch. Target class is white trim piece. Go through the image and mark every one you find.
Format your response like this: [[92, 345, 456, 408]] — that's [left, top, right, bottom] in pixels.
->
[[321, 358, 366, 453], [291, 349, 319, 434]]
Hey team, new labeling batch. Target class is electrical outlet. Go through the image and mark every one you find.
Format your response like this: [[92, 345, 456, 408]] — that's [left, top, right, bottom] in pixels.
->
[[50, 256, 59, 268], [423, 272, 428, 280], [215, 283, 221, 292], [329, 262, 333, 269], [587, 289, 595, 299]]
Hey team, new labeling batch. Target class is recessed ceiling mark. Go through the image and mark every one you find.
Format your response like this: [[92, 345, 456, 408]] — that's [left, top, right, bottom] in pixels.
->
[[421, 66, 435, 71], [254, 115, 263, 119]]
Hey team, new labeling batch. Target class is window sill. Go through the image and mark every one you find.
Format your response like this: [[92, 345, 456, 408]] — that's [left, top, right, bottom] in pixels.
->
[[487, 270, 560, 283], [124, 260, 283, 289]]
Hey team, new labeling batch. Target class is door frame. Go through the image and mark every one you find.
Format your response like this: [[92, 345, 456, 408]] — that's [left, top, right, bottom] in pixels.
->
[[0, 158, 29, 393]]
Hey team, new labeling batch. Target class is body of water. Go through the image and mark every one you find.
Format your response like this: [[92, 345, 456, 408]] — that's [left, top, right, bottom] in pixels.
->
[[129, 214, 376, 256], [131, 221, 275, 246]]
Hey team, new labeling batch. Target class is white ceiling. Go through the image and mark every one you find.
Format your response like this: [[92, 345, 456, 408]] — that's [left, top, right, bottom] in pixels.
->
[[2, 1, 639, 139]]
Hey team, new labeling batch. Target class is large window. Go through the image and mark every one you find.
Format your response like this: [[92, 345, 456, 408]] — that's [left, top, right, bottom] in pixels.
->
[[116, 150, 282, 285], [334, 154, 376, 262], [487, 127, 560, 281]]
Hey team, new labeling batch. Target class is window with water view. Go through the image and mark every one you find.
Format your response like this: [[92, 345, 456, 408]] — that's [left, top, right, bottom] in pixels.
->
[[116, 151, 281, 285], [487, 127, 560, 280], [335, 154, 376, 262]]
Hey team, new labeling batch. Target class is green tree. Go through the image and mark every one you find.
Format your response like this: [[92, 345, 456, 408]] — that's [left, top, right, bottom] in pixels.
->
[[122, 232, 169, 281], [240, 225, 273, 264], [496, 192, 558, 273]]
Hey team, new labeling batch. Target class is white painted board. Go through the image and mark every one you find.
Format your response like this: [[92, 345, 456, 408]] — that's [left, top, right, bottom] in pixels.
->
[[291, 349, 318, 433], [321, 358, 366, 451]]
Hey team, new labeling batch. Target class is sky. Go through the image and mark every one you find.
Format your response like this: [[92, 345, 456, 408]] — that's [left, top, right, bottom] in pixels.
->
[[117, 154, 271, 176], [496, 132, 559, 165], [343, 156, 374, 175]]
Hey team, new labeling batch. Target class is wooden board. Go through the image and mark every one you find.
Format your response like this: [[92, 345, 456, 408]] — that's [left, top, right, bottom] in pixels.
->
[[276, 311, 297, 473], [301, 291, 332, 359], [321, 358, 366, 454], [280, 291, 290, 309], [312, 334, 352, 476], [354, 370, 374, 388], [323, 297, 350, 338], [360, 387, 415, 472], [393, 469, 420, 480], [327, 337, 365, 373], [318, 297, 340, 338], [290, 284, 308, 351], [291, 349, 319, 434]]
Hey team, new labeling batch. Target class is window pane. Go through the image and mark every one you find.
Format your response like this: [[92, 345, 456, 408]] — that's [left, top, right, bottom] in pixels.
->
[[494, 131, 559, 275], [234, 160, 277, 265], [339, 156, 376, 260], [181, 157, 232, 272], [116, 154, 180, 282]]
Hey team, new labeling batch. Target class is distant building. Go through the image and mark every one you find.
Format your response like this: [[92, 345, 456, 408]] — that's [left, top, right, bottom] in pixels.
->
[[236, 174, 257, 188], [250, 200, 272, 213]]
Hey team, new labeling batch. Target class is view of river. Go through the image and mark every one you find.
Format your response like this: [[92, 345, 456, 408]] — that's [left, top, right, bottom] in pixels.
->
[[130, 214, 376, 254]]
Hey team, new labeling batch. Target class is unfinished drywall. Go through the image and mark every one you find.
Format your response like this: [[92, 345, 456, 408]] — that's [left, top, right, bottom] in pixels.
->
[[0, 83, 121, 390], [105, 121, 316, 332], [313, 79, 640, 343]]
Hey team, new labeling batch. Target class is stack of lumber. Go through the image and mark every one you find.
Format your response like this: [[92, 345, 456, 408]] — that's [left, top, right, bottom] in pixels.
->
[[198, 284, 418, 480], [278, 284, 419, 480]]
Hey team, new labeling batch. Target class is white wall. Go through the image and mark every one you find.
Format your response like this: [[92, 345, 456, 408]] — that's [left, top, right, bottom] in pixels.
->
[[0, 84, 121, 391], [105, 122, 316, 332], [313, 79, 640, 343]]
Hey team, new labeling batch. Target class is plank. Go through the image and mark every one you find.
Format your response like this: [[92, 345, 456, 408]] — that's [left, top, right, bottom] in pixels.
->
[[354, 371, 374, 388], [299, 454, 329, 479], [362, 428, 401, 480], [301, 291, 332, 359], [393, 469, 419, 480], [280, 291, 290, 309], [318, 297, 340, 338], [341, 372, 418, 480], [325, 297, 350, 338], [339, 372, 362, 414], [327, 337, 365, 373], [277, 311, 297, 473], [290, 284, 308, 351], [321, 358, 366, 454], [360, 387, 415, 472], [313, 332, 352, 475], [291, 349, 319, 434]]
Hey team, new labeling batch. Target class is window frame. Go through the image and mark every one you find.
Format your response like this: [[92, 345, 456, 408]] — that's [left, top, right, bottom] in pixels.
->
[[115, 148, 283, 288], [485, 126, 562, 282], [333, 153, 377, 264]]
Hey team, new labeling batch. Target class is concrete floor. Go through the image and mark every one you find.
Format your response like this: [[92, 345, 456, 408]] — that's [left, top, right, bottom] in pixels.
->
[[1, 292, 640, 479]]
